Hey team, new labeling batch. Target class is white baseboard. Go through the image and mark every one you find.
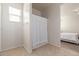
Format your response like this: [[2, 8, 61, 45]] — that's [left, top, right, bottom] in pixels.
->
[[48, 42, 61, 47], [0, 44, 23, 52], [24, 47, 32, 54], [32, 41, 48, 49]]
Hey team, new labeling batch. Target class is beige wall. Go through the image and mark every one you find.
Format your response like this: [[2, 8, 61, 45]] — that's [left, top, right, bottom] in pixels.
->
[[41, 9, 48, 18], [0, 3, 1, 51], [1, 3, 23, 51], [23, 3, 32, 53], [1, 3, 32, 53], [32, 5, 48, 18], [61, 4, 79, 33], [47, 4, 61, 47]]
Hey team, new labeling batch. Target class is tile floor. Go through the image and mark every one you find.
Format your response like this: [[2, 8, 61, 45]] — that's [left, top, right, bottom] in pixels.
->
[[0, 41, 79, 56]]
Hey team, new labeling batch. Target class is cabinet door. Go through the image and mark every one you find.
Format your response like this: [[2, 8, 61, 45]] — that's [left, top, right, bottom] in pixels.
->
[[43, 22, 48, 42], [44, 18, 48, 43], [39, 17, 48, 44], [32, 15, 39, 48], [32, 15, 48, 49]]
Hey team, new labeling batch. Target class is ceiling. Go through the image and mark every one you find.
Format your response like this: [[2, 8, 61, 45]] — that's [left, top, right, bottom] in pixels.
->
[[32, 3, 62, 11], [32, 3, 51, 11]]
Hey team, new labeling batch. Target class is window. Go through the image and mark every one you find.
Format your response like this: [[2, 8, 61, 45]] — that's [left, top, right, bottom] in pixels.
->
[[9, 6, 21, 22]]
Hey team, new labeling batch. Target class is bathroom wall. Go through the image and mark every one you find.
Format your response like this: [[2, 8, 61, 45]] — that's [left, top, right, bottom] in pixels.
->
[[47, 4, 61, 47], [61, 4, 79, 33], [0, 3, 1, 51], [23, 3, 32, 53], [1, 3, 23, 51]]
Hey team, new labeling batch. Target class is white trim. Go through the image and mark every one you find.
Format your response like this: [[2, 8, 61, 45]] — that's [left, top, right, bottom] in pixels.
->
[[0, 44, 23, 52], [48, 42, 61, 47], [0, 3, 1, 51], [23, 46, 32, 54], [32, 42, 48, 49]]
